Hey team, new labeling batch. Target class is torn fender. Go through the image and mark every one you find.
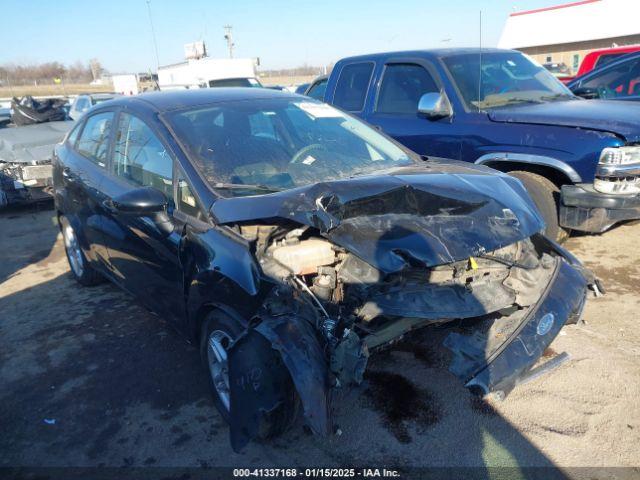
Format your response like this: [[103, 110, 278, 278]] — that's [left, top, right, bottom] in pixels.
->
[[228, 329, 296, 452], [228, 313, 332, 451]]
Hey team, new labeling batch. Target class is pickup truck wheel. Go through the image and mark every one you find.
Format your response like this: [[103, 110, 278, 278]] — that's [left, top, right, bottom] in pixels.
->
[[59, 215, 103, 286], [509, 171, 570, 243], [200, 311, 299, 438]]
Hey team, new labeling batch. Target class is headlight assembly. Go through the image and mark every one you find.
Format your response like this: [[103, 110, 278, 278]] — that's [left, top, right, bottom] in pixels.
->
[[599, 146, 640, 165]]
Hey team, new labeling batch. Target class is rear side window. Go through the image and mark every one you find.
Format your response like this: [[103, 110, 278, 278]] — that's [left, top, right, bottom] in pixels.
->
[[333, 62, 374, 111], [112, 113, 174, 200], [377, 63, 439, 114], [76, 112, 114, 167]]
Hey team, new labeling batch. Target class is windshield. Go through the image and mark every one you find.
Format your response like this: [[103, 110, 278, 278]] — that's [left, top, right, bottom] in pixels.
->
[[208, 78, 262, 88], [92, 96, 115, 105], [165, 98, 414, 196], [443, 51, 574, 109]]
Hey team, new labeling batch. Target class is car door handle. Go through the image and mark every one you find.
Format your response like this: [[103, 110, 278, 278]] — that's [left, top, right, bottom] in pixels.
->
[[102, 198, 118, 214]]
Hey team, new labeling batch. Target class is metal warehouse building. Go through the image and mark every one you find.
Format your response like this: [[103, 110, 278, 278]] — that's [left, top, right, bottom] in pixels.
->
[[498, 0, 640, 74]]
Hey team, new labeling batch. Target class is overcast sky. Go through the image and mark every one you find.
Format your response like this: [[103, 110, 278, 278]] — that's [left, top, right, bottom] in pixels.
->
[[0, 0, 564, 72]]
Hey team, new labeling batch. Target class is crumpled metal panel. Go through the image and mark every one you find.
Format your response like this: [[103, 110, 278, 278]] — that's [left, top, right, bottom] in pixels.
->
[[253, 314, 332, 437], [210, 163, 545, 273], [228, 329, 296, 452]]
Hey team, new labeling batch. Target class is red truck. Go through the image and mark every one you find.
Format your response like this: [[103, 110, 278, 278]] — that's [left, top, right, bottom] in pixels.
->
[[561, 45, 640, 83]]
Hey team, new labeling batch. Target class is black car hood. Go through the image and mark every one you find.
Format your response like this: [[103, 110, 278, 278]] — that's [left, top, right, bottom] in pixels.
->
[[487, 100, 640, 143], [210, 161, 545, 273]]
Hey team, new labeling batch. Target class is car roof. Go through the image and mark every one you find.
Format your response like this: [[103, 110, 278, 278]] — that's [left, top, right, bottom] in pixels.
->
[[106, 87, 300, 112], [335, 48, 516, 63]]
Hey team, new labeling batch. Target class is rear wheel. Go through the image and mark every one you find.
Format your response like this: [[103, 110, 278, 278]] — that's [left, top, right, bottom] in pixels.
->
[[509, 171, 570, 243], [59, 215, 103, 286], [200, 310, 299, 437]]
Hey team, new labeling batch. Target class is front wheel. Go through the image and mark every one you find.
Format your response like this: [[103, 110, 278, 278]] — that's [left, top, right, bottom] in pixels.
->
[[200, 311, 299, 438], [509, 171, 570, 243], [59, 215, 103, 286]]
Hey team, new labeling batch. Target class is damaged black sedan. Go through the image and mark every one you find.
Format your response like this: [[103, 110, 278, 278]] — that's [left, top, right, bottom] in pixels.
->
[[52, 89, 599, 451]]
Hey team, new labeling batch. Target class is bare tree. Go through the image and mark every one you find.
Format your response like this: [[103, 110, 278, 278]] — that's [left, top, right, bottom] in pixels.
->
[[0, 60, 98, 85]]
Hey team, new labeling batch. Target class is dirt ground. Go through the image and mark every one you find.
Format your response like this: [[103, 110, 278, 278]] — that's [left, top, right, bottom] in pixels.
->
[[1, 205, 639, 477]]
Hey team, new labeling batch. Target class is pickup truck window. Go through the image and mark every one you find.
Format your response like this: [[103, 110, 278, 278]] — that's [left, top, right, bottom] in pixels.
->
[[442, 51, 572, 110], [377, 63, 439, 114], [208, 78, 262, 88], [333, 62, 374, 112], [76, 112, 114, 167], [581, 57, 640, 98], [594, 53, 625, 69]]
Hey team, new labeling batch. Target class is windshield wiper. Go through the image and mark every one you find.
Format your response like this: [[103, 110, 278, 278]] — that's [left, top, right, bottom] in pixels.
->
[[502, 97, 544, 105], [539, 93, 576, 101], [212, 183, 281, 193]]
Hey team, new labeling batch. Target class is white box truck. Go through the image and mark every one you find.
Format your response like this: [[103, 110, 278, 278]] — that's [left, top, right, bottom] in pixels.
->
[[158, 57, 261, 90]]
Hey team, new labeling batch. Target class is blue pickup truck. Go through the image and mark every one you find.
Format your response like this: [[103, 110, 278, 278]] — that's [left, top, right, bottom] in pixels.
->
[[316, 48, 640, 241]]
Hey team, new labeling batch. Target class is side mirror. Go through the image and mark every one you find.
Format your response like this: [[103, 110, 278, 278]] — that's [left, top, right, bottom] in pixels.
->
[[108, 187, 174, 235], [418, 92, 453, 119], [111, 186, 168, 214], [571, 87, 600, 99]]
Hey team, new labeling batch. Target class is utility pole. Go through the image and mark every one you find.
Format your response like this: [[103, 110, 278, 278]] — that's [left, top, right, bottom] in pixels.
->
[[224, 25, 235, 58], [146, 0, 161, 70]]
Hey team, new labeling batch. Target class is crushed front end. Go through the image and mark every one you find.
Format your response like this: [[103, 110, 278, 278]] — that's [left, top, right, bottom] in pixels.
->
[[254, 224, 592, 389], [0, 159, 54, 207], [211, 169, 599, 449], [0, 121, 72, 207]]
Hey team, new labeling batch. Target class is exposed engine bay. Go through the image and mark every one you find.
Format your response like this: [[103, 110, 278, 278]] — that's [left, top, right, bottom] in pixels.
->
[[234, 221, 558, 387]]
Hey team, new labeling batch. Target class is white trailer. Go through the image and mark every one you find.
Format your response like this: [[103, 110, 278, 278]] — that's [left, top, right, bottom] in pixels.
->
[[158, 57, 259, 89]]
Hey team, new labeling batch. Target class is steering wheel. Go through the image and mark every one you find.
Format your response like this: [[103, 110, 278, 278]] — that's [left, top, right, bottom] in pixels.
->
[[289, 143, 328, 164]]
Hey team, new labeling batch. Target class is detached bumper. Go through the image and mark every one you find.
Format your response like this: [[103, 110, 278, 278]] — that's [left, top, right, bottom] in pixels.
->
[[560, 183, 640, 233], [447, 258, 589, 399]]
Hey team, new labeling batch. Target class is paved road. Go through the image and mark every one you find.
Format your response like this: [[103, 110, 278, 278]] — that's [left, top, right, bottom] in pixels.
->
[[1, 206, 639, 474]]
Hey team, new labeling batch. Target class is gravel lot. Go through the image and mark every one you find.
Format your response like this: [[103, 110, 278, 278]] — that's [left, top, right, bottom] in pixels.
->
[[1, 205, 639, 476]]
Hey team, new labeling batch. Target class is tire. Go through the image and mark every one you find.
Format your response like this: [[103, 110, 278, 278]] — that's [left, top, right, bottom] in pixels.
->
[[59, 215, 103, 286], [509, 171, 570, 243], [200, 310, 299, 438]]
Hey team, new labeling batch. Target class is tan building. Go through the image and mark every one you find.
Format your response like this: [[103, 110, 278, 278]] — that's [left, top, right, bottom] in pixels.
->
[[498, 0, 640, 74]]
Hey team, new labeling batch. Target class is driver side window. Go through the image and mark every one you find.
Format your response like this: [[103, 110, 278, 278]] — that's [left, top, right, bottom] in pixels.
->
[[112, 113, 174, 201], [377, 63, 439, 114]]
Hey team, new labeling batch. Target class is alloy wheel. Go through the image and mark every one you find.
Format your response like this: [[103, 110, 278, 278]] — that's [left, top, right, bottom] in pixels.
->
[[207, 330, 233, 411]]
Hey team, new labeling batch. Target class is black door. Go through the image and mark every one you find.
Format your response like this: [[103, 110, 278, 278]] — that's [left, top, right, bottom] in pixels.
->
[[60, 111, 115, 267], [99, 111, 185, 322]]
